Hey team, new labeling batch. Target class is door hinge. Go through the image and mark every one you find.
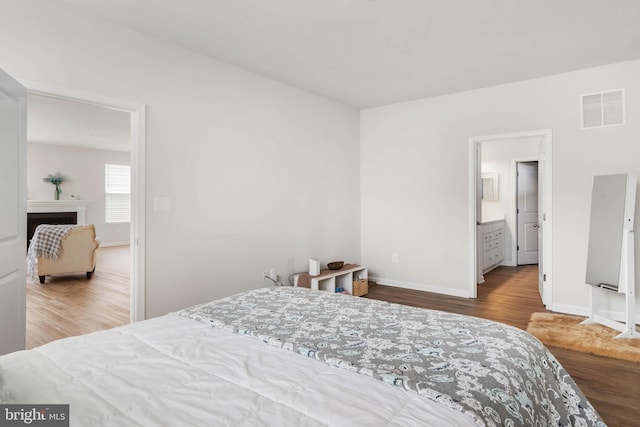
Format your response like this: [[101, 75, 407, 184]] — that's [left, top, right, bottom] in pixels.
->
[[543, 273, 547, 282], [517, 245, 520, 251], [517, 208, 519, 214]]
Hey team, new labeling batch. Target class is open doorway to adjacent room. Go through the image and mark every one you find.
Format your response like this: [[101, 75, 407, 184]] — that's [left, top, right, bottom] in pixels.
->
[[470, 129, 552, 308], [25, 92, 141, 348]]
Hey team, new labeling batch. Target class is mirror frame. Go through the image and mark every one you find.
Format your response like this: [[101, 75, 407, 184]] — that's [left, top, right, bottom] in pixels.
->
[[481, 172, 499, 201]]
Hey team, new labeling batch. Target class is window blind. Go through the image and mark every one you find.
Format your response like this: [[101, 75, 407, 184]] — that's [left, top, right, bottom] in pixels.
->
[[105, 164, 131, 223]]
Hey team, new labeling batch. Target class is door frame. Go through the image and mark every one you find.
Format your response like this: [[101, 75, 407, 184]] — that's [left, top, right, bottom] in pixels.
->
[[512, 158, 539, 266], [468, 129, 553, 307], [20, 79, 147, 322]]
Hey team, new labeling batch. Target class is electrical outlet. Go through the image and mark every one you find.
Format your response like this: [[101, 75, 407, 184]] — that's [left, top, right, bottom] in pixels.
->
[[269, 267, 277, 282], [262, 270, 268, 282], [392, 253, 399, 263]]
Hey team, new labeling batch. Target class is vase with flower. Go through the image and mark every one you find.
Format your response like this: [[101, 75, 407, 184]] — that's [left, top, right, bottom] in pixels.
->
[[43, 173, 65, 200]]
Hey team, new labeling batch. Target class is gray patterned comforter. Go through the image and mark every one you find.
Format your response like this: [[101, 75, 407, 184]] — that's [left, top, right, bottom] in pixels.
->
[[176, 287, 604, 427]]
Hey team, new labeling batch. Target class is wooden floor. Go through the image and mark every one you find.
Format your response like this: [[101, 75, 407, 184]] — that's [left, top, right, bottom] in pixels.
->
[[367, 265, 640, 427], [26, 245, 130, 349]]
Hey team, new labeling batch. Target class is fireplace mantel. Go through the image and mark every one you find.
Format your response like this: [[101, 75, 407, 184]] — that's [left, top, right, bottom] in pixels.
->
[[27, 200, 91, 225]]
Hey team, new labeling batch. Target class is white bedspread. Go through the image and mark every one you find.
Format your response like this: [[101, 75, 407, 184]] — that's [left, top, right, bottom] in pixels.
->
[[1, 315, 475, 426]]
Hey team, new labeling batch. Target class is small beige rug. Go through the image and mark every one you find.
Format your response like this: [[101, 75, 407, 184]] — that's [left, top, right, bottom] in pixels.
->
[[526, 312, 640, 363]]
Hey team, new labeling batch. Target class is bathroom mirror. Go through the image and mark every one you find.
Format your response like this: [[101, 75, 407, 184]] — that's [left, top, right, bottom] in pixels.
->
[[482, 172, 499, 201]]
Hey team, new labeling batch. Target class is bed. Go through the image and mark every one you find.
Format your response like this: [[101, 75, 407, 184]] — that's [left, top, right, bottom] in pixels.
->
[[0, 287, 604, 426]]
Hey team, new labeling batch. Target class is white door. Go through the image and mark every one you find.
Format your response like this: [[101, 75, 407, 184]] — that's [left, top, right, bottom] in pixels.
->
[[0, 70, 27, 355], [517, 161, 539, 265], [537, 145, 546, 303], [475, 144, 484, 286]]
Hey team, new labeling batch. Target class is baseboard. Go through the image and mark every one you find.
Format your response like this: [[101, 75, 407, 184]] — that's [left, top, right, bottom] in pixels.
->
[[547, 303, 591, 318], [98, 241, 130, 248], [500, 260, 516, 267], [550, 303, 640, 324], [369, 276, 473, 298]]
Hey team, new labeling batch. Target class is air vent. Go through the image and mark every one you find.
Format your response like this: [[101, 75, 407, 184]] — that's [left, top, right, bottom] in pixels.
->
[[581, 89, 625, 129]]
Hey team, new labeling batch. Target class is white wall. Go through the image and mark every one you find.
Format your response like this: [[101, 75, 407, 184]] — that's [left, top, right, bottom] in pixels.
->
[[5, 0, 638, 321], [361, 59, 640, 314], [27, 143, 130, 246], [0, 0, 361, 318], [481, 137, 540, 265]]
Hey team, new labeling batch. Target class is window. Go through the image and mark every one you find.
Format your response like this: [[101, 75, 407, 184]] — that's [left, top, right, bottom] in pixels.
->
[[105, 164, 131, 223]]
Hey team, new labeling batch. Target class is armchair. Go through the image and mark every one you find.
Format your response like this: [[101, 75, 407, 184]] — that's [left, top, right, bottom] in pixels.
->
[[37, 224, 100, 284]]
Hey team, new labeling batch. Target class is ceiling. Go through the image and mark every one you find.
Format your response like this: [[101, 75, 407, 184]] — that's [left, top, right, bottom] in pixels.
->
[[29, 0, 640, 150], [52, 0, 640, 109], [27, 94, 131, 152]]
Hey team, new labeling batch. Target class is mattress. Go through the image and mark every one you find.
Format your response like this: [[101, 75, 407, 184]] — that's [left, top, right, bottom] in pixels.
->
[[0, 313, 474, 426], [0, 287, 604, 426]]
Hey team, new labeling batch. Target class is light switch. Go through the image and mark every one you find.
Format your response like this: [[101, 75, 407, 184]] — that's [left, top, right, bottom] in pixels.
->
[[153, 196, 171, 212]]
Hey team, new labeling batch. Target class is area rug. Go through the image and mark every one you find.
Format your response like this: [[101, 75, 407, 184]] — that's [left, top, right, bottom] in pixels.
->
[[526, 312, 640, 363]]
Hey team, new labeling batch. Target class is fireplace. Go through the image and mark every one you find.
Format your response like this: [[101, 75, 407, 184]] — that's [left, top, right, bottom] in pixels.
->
[[26, 200, 90, 249], [27, 212, 78, 249]]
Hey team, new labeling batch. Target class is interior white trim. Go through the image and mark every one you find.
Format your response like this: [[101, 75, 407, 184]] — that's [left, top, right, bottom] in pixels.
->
[[369, 276, 472, 299], [99, 241, 131, 248], [468, 129, 553, 307], [553, 302, 640, 324], [27, 200, 91, 225], [19, 79, 147, 323]]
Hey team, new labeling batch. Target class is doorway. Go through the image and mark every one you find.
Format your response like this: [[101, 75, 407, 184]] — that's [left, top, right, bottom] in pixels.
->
[[25, 94, 133, 346], [469, 129, 552, 307], [21, 80, 146, 323]]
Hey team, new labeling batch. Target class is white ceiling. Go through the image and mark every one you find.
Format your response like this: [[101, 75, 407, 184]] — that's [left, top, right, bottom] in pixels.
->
[[53, 0, 640, 109], [27, 94, 131, 152], [29, 0, 640, 149]]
